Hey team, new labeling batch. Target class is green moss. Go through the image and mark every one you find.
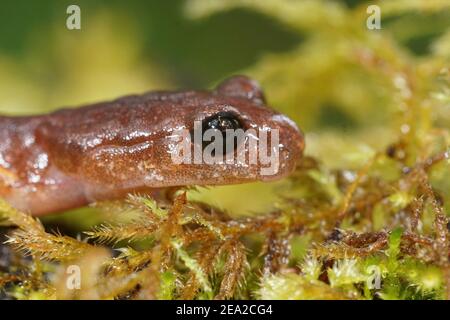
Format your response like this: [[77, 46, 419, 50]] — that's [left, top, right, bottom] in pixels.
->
[[1, 0, 449, 300]]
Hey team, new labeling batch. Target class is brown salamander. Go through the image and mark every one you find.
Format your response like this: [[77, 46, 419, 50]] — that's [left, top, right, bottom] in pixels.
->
[[0, 76, 304, 216]]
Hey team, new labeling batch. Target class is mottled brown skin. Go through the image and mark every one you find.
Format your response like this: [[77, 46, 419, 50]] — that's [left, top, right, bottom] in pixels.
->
[[0, 76, 304, 216]]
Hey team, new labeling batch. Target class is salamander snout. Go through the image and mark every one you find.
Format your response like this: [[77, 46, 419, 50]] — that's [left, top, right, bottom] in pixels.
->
[[262, 112, 305, 181], [202, 75, 305, 182]]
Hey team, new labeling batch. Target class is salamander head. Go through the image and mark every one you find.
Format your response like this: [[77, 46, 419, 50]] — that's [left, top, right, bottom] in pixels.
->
[[150, 75, 305, 186]]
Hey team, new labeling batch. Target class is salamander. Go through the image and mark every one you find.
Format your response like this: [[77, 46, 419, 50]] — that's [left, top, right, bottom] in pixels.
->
[[0, 76, 304, 216]]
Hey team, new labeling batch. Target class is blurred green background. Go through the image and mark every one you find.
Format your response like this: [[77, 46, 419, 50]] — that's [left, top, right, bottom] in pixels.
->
[[0, 0, 449, 226], [0, 0, 301, 112]]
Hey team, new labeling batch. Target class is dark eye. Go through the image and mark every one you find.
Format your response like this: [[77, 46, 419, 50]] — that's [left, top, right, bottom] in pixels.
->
[[197, 111, 244, 155], [203, 112, 242, 133]]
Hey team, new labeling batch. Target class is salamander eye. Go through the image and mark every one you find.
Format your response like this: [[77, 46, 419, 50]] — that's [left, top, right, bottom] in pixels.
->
[[198, 111, 244, 155], [203, 111, 242, 133]]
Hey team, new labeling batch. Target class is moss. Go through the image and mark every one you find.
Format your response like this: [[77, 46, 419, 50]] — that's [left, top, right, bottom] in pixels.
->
[[1, 0, 450, 300]]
